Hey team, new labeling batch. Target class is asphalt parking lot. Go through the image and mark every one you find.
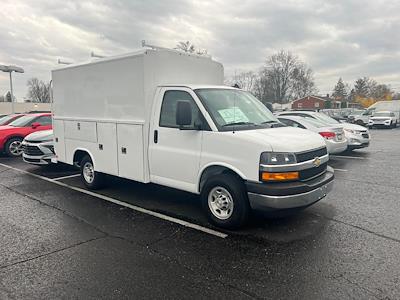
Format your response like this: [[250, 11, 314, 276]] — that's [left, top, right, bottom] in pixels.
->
[[1, 127, 400, 299]]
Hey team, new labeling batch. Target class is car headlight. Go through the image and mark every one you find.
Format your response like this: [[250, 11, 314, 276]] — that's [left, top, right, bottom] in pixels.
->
[[344, 128, 355, 133], [260, 152, 296, 165]]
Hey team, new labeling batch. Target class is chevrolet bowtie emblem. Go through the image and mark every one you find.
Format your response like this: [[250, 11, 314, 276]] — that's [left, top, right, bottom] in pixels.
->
[[313, 157, 321, 167]]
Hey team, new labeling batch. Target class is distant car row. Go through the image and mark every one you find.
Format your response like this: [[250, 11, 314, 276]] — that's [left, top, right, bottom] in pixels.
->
[[275, 111, 370, 154]]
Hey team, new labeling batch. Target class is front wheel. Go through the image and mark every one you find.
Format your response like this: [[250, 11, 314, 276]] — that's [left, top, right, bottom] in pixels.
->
[[201, 173, 250, 229], [80, 155, 105, 190], [4, 137, 23, 157]]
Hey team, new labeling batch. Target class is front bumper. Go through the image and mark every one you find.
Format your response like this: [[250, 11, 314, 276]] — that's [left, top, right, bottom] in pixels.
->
[[368, 120, 392, 127], [22, 141, 55, 165], [246, 167, 334, 211]]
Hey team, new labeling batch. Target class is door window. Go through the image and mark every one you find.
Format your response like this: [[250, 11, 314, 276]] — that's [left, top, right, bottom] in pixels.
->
[[159, 90, 202, 129], [34, 115, 52, 126]]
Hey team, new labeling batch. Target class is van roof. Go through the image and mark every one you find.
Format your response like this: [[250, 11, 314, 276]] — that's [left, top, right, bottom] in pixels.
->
[[158, 84, 238, 90]]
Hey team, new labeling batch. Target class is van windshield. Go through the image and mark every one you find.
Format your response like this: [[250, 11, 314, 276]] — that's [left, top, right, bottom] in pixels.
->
[[195, 89, 280, 131]]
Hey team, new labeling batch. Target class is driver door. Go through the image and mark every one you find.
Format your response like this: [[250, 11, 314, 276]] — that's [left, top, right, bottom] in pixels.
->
[[149, 88, 205, 193]]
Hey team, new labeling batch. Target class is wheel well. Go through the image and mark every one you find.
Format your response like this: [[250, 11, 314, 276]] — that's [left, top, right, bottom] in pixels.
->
[[199, 165, 243, 193], [73, 150, 91, 167]]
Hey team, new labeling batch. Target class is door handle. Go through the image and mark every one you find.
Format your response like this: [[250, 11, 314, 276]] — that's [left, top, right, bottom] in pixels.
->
[[154, 130, 158, 143]]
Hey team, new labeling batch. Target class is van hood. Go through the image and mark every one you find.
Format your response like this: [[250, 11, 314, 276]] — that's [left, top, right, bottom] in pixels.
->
[[234, 127, 326, 153], [25, 130, 54, 142]]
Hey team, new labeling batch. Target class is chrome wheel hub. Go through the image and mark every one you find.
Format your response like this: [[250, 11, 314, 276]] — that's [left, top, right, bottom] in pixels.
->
[[9, 141, 23, 156], [83, 162, 95, 183], [208, 186, 234, 220]]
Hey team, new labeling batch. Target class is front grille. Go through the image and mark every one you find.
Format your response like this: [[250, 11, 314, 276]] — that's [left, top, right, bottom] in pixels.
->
[[296, 147, 327, 163], [22, 145, 44, 156], [299, 162, 327, 181], [24, 157, 41, 163]]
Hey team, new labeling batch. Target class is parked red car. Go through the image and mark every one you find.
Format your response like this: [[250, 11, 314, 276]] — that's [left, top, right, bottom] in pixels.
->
[[0, 113, 52, 157], [0, 114, 25, 126]]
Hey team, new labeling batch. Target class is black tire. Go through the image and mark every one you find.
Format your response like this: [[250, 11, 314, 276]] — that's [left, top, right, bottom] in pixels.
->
[[4, 137, 23, 157], [201, 173, 250, 229], [80, 155, 105, 190], [355, 120, 364, 126]]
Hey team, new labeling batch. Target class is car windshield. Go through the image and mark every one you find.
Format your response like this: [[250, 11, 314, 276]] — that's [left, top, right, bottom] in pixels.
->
[[374, 112, 391, 117], [195, 89, 279, 131], [0, 115, 18, 125], [313, 113, 340, 124], [8, 115, 37, 127]]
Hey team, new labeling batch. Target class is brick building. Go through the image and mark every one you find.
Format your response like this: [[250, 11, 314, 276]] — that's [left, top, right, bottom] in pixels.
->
[[291, 95, 342, 110]]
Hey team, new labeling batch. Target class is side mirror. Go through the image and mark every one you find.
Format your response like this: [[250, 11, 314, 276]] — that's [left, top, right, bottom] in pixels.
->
[[176, 100, 192, 127], [31, 122, 41, 129]]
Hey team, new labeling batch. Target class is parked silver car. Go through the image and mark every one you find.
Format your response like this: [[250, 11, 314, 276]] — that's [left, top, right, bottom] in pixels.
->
[[278, 116, 348, 154], [22, 130, 55, 165]]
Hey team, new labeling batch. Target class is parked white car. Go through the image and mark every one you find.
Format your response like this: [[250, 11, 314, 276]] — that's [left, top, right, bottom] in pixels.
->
[[22, 130, 55, 165], [278, 116, 348, 154], [368, 111, 398, 128], [277, 111, 370, 150]]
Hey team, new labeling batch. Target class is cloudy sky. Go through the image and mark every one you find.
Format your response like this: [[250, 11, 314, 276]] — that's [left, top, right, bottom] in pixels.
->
[[1, 0, 400, 100]]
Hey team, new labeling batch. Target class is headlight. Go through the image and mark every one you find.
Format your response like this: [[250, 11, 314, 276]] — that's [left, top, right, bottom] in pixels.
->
[[260, 152, 296, 165], [344, 128, 355, 133]]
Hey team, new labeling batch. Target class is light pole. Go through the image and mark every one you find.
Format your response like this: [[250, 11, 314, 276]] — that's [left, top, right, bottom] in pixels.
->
[[0, 64, 24, 114]]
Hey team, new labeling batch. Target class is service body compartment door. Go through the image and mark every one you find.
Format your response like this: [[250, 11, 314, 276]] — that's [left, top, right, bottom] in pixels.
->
[[96, 123, 118, 176], [64, 121, 97, 143], [53, 119, 66, 162], [117, 124, 145, 182]]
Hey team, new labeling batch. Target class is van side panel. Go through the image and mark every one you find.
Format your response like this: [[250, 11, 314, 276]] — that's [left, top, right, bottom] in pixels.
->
[[64, 121, 97, 143], [53, 119, 66, 162], [117, 124, 145, 182], [96, 122, 119, 176]]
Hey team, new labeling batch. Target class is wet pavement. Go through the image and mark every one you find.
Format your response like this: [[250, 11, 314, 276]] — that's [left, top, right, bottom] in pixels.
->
[[0, 127, 399, 299]]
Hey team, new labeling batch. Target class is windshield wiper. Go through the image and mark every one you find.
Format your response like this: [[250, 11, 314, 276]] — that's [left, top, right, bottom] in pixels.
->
[[261, 120, 278, 124], [261, 120, 284, 128], [222, 121, 256, 127]]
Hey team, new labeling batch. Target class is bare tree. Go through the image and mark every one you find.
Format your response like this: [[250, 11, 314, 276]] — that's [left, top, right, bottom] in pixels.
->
[[26, 78, 51, 103], [0, 95, 4, 102], [353, 77, 392, 99], [227, 71, 258, 92], [257, 50, 316, 103], [175, 41, 207, 55]]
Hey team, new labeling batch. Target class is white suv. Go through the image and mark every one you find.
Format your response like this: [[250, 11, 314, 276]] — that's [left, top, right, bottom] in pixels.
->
[[368, 111, 397, 128]]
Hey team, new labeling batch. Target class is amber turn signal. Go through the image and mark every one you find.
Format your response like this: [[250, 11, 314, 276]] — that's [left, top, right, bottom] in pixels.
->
[[261, 171, 299, 181]]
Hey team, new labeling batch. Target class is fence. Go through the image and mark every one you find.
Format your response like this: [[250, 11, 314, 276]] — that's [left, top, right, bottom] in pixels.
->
[[0, 102, 51, 115]]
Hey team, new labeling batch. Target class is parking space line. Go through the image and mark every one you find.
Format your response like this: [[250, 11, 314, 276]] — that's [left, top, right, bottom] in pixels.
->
[[52, 174, 81, 181], [0, 162, 228, 239], [330, 155, 366, 160], [333, 168, 348, 172]]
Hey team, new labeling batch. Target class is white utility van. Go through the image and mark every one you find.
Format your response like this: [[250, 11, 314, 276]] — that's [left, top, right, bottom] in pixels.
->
[[52, 46, 334, 229]]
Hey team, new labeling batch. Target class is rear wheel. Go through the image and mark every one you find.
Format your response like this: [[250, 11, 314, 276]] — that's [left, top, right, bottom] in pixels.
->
[[80, 155, 105, 190], [355, 120, 364, 126], [4, 137, 23, 157], [201, 173, 250, 229]]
